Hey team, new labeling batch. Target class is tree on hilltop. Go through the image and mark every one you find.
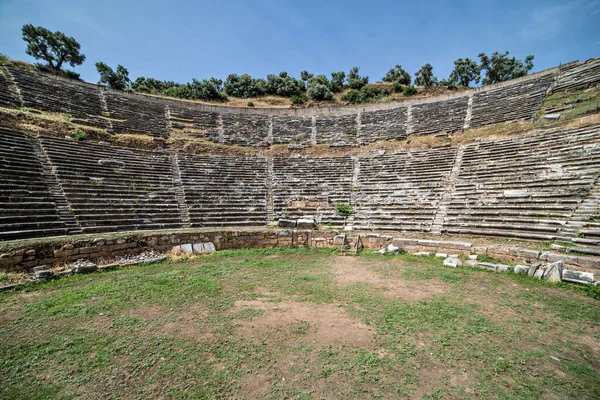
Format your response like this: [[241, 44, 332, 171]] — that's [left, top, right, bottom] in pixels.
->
[[300, 70, 314, 84], [95, 62, 131, 90], [347, 67, 369, 89], [329, 71, 346, 92], [383, 65, 411, 85], [224, 74, 266, 98], [449, 58, 480, 87], [265, 72, 303, 97], [478, 51, 534, 85], [22, 24, 85, 71], [414, 63, 438, 88]]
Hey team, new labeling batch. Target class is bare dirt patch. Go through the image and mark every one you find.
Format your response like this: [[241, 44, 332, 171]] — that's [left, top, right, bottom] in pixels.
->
[[232, 296, 373, 348], [333, 256, 449, 301]]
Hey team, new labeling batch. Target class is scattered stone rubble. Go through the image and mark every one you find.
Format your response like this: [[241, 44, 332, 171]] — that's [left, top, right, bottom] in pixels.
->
[[0, 250, 167, 290], [402, 250, 597, 286]]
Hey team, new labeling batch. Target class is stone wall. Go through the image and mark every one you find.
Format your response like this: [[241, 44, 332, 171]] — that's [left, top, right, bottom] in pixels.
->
[[3, 59, 597, 147], [1, 229, 599, 274]]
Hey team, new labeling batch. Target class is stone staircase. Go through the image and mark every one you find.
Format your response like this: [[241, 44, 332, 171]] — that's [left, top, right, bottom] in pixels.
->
[[29, 136, 82, 235], [170, 154, 192, 228], [431, 146, 465, 234]]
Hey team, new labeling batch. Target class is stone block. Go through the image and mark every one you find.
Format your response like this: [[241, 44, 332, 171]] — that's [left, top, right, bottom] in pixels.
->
[[278, 219, 296, 228], [527, 264, 539, 277], [418, 239, 441, 248], [562, 269, 594, 284], [477, 262, 497, 271], [514, 265, 529, 275], [472, 246, 487, 254], [443, 257, 462, 267], [514, 248, 541, 259], [394, 238, 419, 246], [73, 262, 98, 274], [35, 269, 54, 280], [333, 235, 346, 245], [496, 264, 510, 273], [296, 219, 315, 229], [192, 242, 216, 254], [435, 253, 447, 258], [412, 252, 431, 256], [78, 246, 97, 255], [180, 244, 193, 254], [387, 244, 400, 253], [543, 261, 564, 283], [533, 268, 544, 279]]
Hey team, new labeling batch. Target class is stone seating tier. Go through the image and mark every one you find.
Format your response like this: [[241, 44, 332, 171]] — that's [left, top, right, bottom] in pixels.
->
[[0, 130, 67, 240], [5, 65, 108, 128], [38, 137, 182, 233], [1, 125, 599, 247], [273, 156, 354, 227], [178, 154, 268, 227], [470, 73, 554, 128], [0, 67, 21, 108], [2, 59, 599, 147]]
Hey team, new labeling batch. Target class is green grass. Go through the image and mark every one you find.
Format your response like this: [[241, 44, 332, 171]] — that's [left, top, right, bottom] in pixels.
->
[[1, 247, 599, 399]]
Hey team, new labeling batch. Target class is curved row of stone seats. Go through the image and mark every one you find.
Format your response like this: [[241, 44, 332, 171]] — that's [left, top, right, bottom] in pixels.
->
[[553, 58, 600, 92], [273, 156, 353, 227], [104, 91, 169, 138], [315, 114, 358, 145], [272, 115, 313, 146], [412, 97, 468, 134], [442, 126, 600, 240], [354, 147, 457, 231], [220, 113, 270, 146], [4, 65, 108, 128], [38, 137, 182, 233], [0, 130, 68, 240], [167, 103, 220, 140], [359, 107, 408, 143], [470, 73, 554, 128], [0, 67, 21, 108], [178, 154, 268, 227], [5, 60, 600, 148]]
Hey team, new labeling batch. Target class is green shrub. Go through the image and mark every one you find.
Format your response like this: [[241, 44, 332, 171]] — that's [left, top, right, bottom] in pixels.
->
[[307, 83, 333, 101], [341, 86, 386, 104], [265, 72, 303, 97], [403, 85, 418, 96], [291, 94, 308, 105], [334, 203, 353, 217], [347, 67, 369, 89], [340, 89, 362, 104], [391, 81, 404, 93], [247, 101, 255, 107], [383, 65, 411, 84], [0, 53, 8, 62], [224, 74, 266, 98], [72, 128, 87, 141], [329, 71, 346, 92]]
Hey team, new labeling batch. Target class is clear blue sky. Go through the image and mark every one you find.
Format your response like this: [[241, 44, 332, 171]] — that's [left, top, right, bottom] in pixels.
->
[[1, 0, 599, 85]]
